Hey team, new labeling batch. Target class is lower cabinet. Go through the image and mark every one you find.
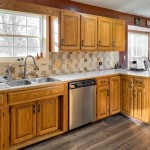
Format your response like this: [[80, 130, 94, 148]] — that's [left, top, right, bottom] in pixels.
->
[[96, 76, 120, 120], [10, 97, 60, 145], [97, 84, 109, 120], [121, 76, 133, 116], [133, 78, 149, 122], [10, 102, 36, 145], [37, 97, 58, 136]]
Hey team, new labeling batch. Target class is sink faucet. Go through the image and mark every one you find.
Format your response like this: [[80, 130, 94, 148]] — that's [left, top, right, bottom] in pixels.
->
[[24, 55, 39, 79], [4, 63, 13, 82]]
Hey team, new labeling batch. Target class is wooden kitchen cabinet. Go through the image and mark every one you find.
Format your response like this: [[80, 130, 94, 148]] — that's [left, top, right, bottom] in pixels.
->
[[98, 17, 112, 51], [10, 102, 36, 145], [60, 11, 80, 51], [37, 97, 59, 136], [96, 78, 110, 120], [110, 76, 120, 115], [81, 14, 97, 51], [0, 95, 4, 150], [133, 78, 149, 122], [113, 19, 125, 51], [121, 76, 133, 116]]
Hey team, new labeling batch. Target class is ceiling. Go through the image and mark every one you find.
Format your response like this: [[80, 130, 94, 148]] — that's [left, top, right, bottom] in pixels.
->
[[71, 0, 150, 18]]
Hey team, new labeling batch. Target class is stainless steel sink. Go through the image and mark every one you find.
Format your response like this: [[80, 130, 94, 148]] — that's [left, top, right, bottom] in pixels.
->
[[29, 77, 60, 84], [6, 79, 31, 87]]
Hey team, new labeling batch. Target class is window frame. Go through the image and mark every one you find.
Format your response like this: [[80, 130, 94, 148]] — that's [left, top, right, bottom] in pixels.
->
[[0, 9, 48, 62]]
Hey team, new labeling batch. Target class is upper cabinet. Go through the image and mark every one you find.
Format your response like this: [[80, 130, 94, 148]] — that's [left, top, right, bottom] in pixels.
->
[[59, 10, 125, 52], [98, 17, 112, 51], [60, 11, 80, 51], [113, 19, 125, 51], [81, 14, 97, 51]]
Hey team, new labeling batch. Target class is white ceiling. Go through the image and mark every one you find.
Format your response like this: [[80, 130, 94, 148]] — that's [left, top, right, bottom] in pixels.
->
[[71, 0, 150, 18]]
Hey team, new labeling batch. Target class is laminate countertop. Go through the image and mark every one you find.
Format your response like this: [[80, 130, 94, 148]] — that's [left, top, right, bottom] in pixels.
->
[[0, 69, 149, 92]]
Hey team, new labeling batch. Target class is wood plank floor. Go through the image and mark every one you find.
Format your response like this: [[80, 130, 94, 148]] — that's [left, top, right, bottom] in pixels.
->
[[22, 114, 150, 150]]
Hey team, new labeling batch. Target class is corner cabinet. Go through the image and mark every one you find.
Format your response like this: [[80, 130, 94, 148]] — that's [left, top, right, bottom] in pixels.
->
[[121, 76, 133, 116], [81, 14, 97, 51], [113, 19, 125, 51], [60, 11, 80, 51]]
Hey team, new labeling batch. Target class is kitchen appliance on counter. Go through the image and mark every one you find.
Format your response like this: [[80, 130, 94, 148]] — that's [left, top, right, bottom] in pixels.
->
[[69, 79, 96, 130]]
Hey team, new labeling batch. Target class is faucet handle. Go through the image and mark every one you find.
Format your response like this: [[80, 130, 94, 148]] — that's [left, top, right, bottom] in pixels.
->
[[34, 66, 39, 71]]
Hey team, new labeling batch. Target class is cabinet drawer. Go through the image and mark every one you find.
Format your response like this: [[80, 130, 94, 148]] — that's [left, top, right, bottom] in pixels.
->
[[134, 78, 145, 87], [97, 78, 109, 86], [8, 85, 65, 104]]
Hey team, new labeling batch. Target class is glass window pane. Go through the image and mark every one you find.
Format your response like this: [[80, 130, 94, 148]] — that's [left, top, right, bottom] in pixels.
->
[[14, 47, 27, 57], [0, 24, 13, 35], [28, 38, 40, 48], [27, 17, 40, 27], [27, 26, 39, 36], [11, 15, 26, 26], [14, 37, 27, 47], [0, 47, 13, 57], [0, 37, 13, 46], [13, 25, 26, 35], [27, 48, 40, 56], [0, 13, 11, 24]]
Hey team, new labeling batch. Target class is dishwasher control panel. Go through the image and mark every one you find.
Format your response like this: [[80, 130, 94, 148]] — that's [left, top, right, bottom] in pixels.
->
[[69, 79, 96, 89]]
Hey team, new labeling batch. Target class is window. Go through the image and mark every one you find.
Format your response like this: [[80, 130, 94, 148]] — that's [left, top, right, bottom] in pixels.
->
[[0, 10, 44, 57], [128, 31, 149, 68]]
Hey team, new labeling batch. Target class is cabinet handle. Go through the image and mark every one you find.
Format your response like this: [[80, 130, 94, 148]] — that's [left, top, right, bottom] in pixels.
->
[[112, 41, 115, 47], [33, 105, 36, 114], [81, 40, 84, 46], [107, 90, 109, 96], [61, 39, 64, 46], [99, 41, 101, 47], [101, 81, 106, 83], [38, 104, 41, 113], [136, 81, 142, 84], [128, 81, 132, 88]]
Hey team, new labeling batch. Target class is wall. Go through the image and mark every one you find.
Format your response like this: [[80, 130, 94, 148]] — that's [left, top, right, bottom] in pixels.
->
[[0, 52, 119, 79]]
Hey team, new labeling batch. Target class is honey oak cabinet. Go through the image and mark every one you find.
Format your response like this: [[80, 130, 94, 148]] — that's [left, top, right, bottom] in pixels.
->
[[121, 76, 133, 116], [133, 78, 149, 122], [97, 85, 110, 120], [10, 102, 36, 145], [60, 11, 80, 51], [0, 95, 4, 150], [110, 76, 120, 115], [112, 19, 125, 51], [37, 97, 59, 136], [98, 17, 112, 51], [81, 14, 97, 51]]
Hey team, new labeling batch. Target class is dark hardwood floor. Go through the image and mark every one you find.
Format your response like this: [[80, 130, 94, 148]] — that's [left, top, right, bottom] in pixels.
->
[[23, 114, 150, 150]]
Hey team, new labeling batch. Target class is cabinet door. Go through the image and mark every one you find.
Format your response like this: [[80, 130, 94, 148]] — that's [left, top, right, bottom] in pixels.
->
[[97, 85, 109, 120], [110, 76, 120, 115], [121, 77, 133, 116], [37, 97, 58, 136], [0, 106, 3, 150], [81, 14, 97, 51], [98, 17, 112, 51], [11, 102, 36, 145], [60, 11, 80, 51], [133, 84, 149, 122], [113, 19, 125, 51]]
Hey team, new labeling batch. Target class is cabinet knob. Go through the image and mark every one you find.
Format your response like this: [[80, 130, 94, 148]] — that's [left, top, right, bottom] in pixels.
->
[[33, 105, 36, 114], [38, 104, 41, 113], [81, 40, 84, 46], [107, 90, 109, 96]]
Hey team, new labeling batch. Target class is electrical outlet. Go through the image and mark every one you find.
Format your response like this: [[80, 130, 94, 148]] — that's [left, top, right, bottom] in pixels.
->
[[54, 60, 60, 69]]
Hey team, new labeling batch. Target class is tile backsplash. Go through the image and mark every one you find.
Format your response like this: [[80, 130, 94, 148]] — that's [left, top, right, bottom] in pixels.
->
[[0, 51, 119, 79]]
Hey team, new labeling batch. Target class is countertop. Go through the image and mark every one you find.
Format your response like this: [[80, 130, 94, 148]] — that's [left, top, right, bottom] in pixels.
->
[[0, 69, 149, 92]]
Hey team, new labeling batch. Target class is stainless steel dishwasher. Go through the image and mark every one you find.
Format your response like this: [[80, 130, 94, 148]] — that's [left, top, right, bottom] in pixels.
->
[[69, 79, 96, 130]]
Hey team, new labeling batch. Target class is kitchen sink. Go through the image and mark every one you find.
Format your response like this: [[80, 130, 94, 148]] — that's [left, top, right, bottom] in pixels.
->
[[6, 79, 31, 87], [29, 77, 60, 84]]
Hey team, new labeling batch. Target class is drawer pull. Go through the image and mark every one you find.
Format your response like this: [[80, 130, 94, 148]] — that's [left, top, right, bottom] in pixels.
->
[[136, 81, 142, 84], [101, 81, 106, 83]]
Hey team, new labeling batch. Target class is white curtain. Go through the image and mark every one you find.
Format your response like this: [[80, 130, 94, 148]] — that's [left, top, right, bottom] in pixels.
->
[[128, 32, 148, 68]]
